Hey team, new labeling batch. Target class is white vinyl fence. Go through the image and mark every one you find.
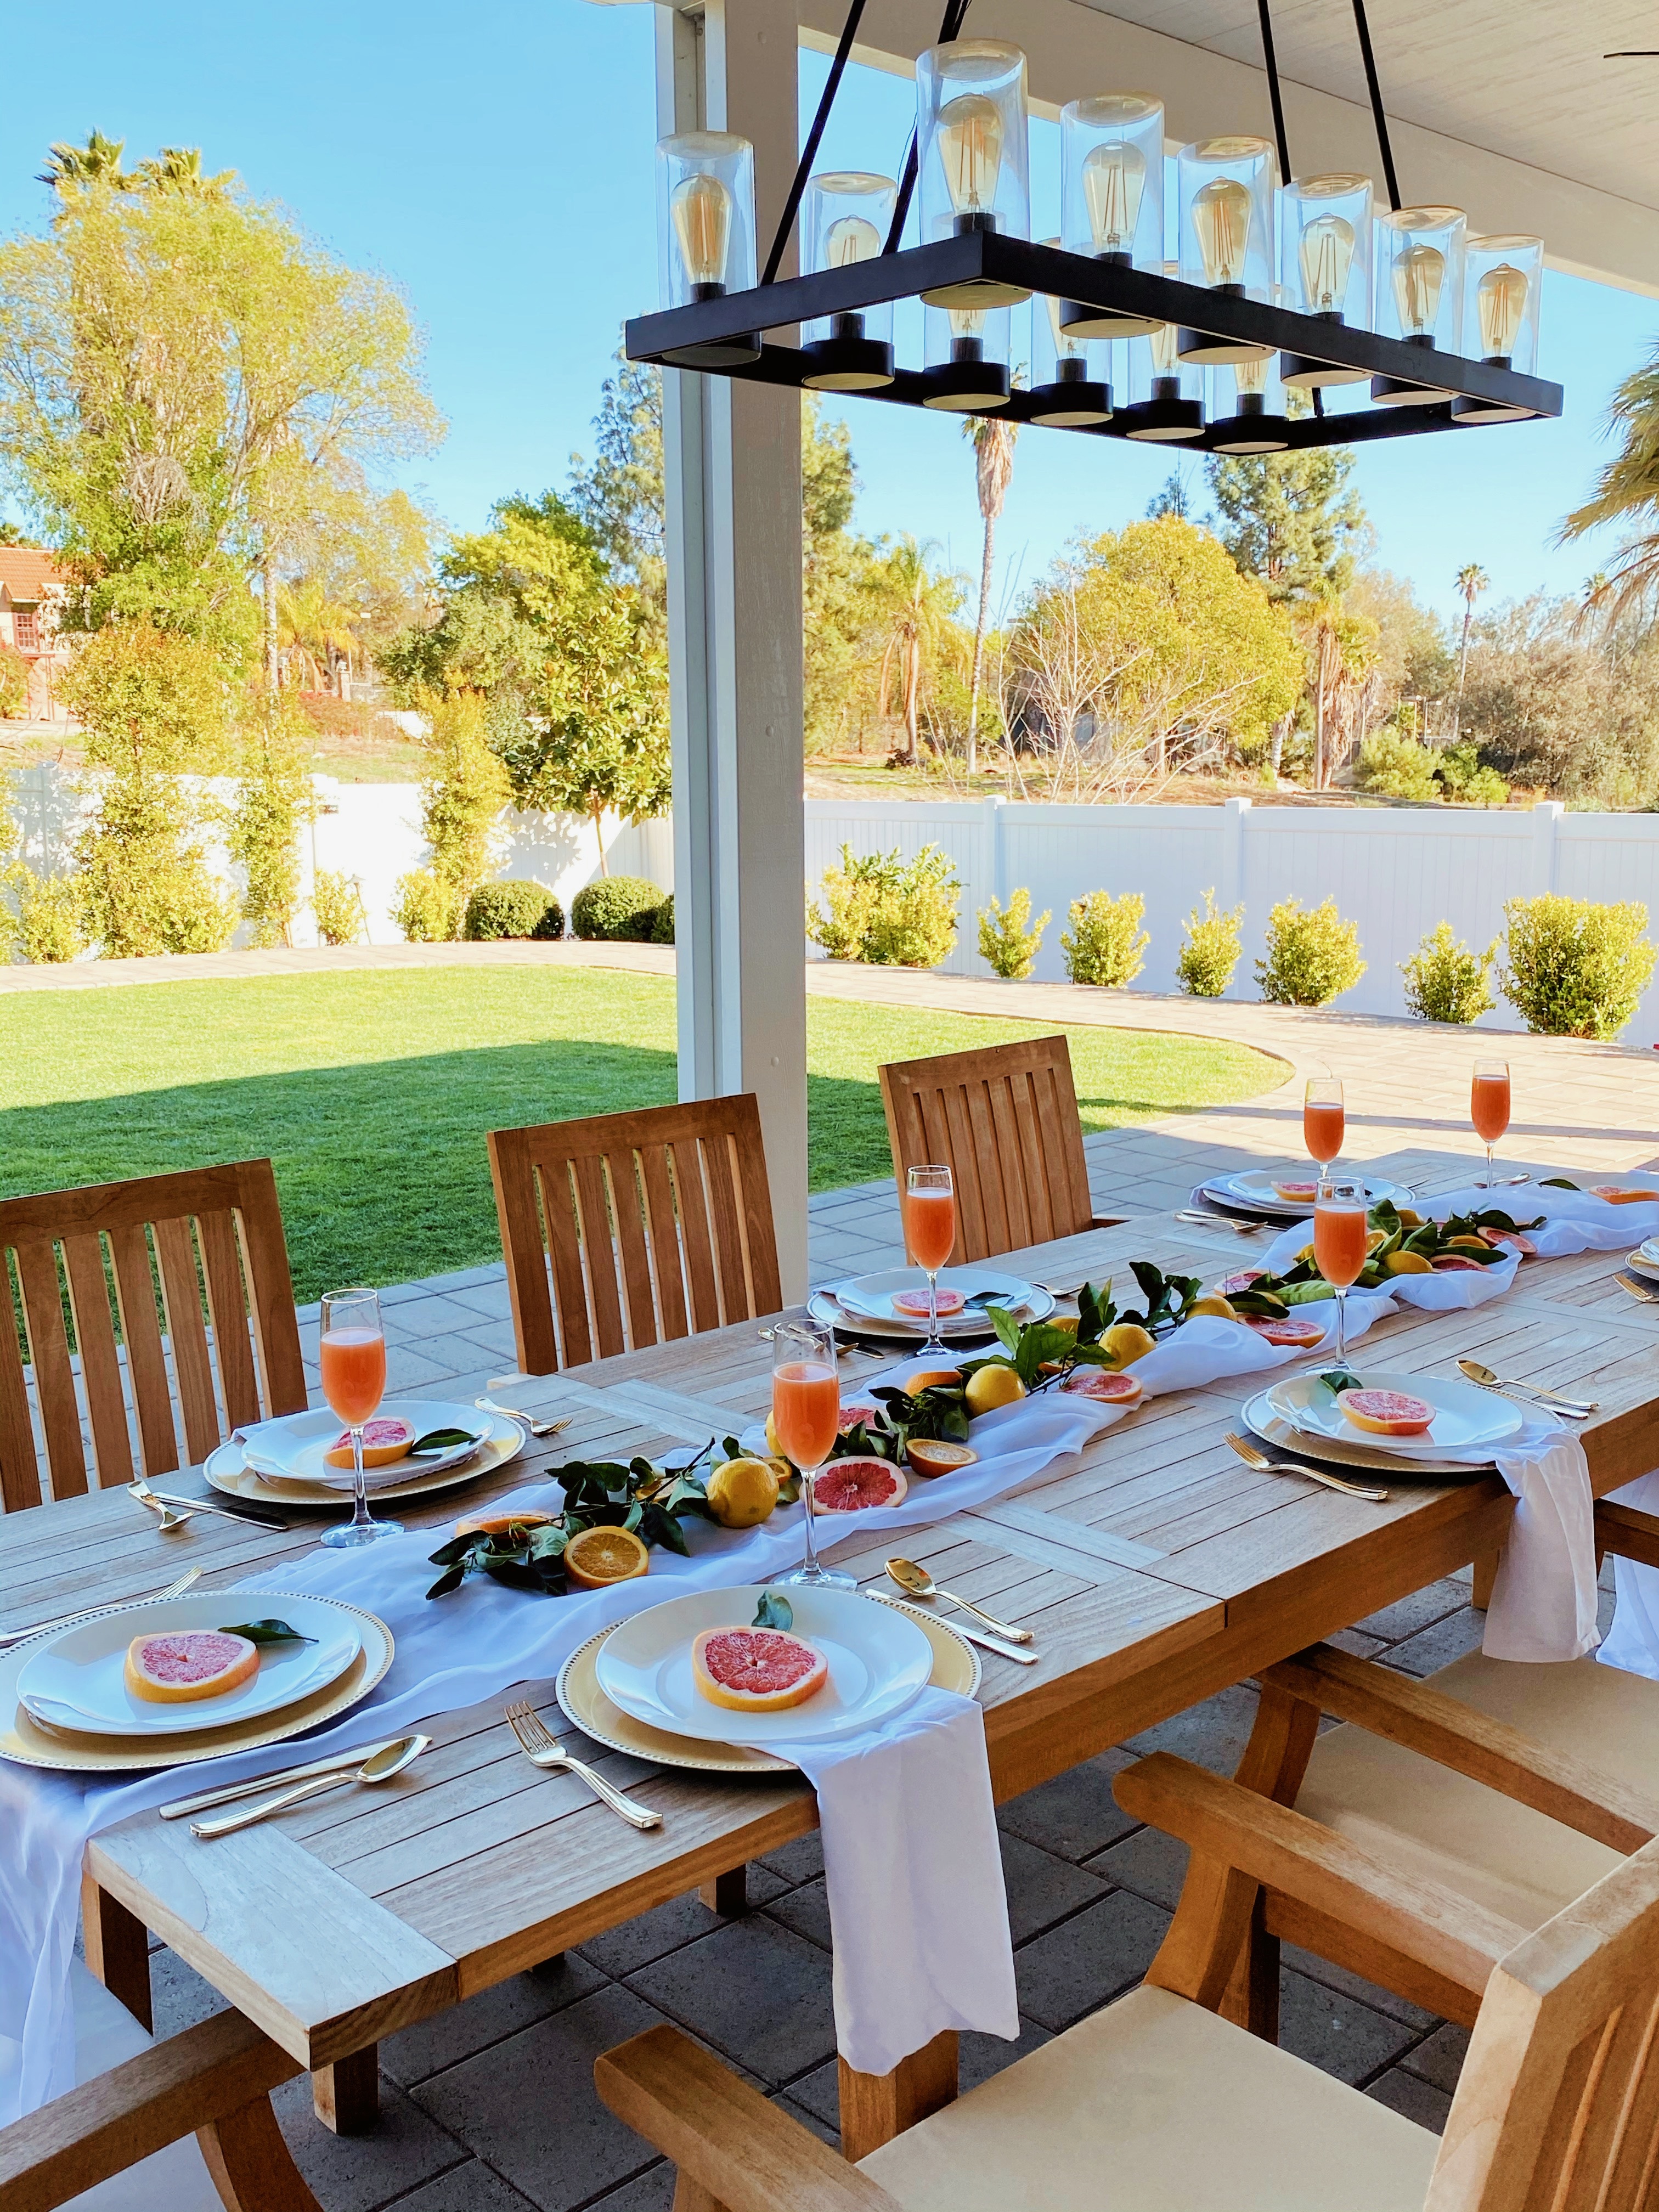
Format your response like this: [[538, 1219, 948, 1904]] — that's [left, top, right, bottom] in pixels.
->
[[13, 766, 1659, 1045]]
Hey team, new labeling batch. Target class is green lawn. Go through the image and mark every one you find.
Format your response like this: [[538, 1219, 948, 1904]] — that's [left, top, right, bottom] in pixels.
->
[[0, 969, 1284, 1300]]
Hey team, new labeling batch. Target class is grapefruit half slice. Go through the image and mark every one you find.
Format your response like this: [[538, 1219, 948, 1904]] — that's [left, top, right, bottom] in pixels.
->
[[692, 1626, 828, 1711], [811, 1458, 908, 1512], [1245, 1316, 1326, 1347], [894, 1286, 966, 1317], [324, 1416, 416, 1470], [1061, 1369, 1144, 1407], [125, 1629, 259, 1703], [1338, 1387, 1435, 1437]]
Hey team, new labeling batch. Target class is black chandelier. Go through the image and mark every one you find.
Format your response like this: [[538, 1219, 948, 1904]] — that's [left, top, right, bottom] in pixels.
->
[[625, 0, 1561, 452]]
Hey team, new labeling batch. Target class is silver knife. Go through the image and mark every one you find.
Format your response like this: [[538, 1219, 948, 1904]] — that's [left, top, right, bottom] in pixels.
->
[[865, 1588, 1039, 1664], [159, 1735, 406, 1820], [136, 1488, 293, 1532]]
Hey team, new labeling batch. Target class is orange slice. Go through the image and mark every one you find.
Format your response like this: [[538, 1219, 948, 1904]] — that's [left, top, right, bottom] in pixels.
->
[[900, 1367, 962, 1393], [455, 1509, 557, 1539], [563, 1525, 650, 1589], [905, 1438, 980, 1479]]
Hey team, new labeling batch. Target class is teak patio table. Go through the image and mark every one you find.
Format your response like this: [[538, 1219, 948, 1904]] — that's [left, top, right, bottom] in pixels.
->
[[6, 1147, 1657, 2201]]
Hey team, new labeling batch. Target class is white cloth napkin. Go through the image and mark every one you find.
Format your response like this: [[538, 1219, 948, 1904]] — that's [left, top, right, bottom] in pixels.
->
[[1594, 1471, 1659, 1682], [769, 1686, 1018, 2079], [1485, 1425, 1601, 1663]]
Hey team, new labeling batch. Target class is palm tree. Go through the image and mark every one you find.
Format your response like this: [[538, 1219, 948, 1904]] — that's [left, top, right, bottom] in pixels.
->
[[132, 147, 235, 199], [278, 578, 359, 692], [963, 416, 1018, 778], [37, 131, 133, 196], [872, 536, 963, 766], [1454, 562, 1489, 735], [1562, 349, 1659, 627]]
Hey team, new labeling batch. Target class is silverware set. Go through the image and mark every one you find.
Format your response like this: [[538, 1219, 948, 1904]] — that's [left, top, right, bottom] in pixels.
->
[[504, 1699, 663, 1828], [0, 1567, 202, 1650], [188, 1735, 430, 1839], [1455, 1359, 1596, 1419], [128, 1477, 290, 1533], [1616, 1272, 1659, 1307], [1224, 1430, 1389, 1503]]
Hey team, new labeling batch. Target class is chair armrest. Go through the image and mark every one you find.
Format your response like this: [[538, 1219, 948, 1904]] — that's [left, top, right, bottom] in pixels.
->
[[595, 2026, 901, 2212], [1115, 1752, 1526, 2004], [1596, 1499, 1659, 1572], [0, 2009, 300, 2212], [1263, 1642, 1659, 1854]]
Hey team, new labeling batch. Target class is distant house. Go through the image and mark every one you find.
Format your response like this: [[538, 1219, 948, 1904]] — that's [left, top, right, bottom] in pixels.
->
[[0, 547, 73, 722]]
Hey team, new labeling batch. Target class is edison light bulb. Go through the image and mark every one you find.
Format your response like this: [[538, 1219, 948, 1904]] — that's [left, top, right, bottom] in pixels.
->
[[1477, 262, 1529, 360], [1299, 215, 1355, 315], [1149, 319, 1178, 376], [825, 215, 881, 270], [671, 173, 733, 291], [947, 303, 988, 344], [937, 93, 1003, 216], [1192, 176, 1253, 288], [1082, 142, 1146, 256], [1234, 355, 1268, 399], [1392, 242, 1445, 337]]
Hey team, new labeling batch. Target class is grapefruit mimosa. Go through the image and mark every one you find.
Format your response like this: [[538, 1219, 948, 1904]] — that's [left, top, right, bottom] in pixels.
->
[[1471, 1060, 1511, 1188], [1304, 1075, 1345, 1169], [905, 1165, 956, 1353], [773, 1319, 852, 1589], [1314, 1174, 1369, 1362], [319, 1288, 399, 1548]]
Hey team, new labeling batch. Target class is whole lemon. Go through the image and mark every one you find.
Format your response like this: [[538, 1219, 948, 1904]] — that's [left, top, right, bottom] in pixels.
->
[[705, 1456, 780, 1530], [964, 1364, 1028, 1416], [1186, 1294, 1237, 1321], [764, 1410, 784, 1459], [1102, 1323, 1156, 1369]]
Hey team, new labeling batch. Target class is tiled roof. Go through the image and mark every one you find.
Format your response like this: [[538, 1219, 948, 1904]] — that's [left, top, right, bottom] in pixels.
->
[[0, 547, 64, 601]]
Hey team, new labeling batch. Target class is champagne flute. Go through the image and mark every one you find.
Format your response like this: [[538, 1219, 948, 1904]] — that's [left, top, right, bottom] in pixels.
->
[[1471, 1059, 1511, 1189], [905, 1164, 957, 1355], [1304, 1075, 1344, 1169], [1313, 1174, 1369, 1364], [772, 1318, 853, 1590], [319, 1288, 399, 1548]]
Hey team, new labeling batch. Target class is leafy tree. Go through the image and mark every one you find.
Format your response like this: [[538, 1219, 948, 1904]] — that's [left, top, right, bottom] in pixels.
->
[[56, 622, 236, 956], [1207, 445, 1367, 604], [229, 692, 312, 946], [1459, 594, 1659, 803], [569, 356, 666, 637], [1146, 472, 1192, 521], [0, 144, 444, 672], [278, 576, 359, 691], [418, 690, 511, 901]]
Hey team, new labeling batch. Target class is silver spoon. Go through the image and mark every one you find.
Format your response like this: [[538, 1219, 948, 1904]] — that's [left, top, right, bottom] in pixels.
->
[[1457, 1359, 1596, 1417], [190, 1733, 430, 1839], [475, 1398, 572, 1441], [885, 1556, 1033, 1642], [131, 1486, 192, 1533]]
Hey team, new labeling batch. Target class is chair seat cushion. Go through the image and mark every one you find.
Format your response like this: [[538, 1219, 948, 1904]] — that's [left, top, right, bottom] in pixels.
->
[[1297, 1649, 1659, 1932], [857, 1984, 1437, 2212]]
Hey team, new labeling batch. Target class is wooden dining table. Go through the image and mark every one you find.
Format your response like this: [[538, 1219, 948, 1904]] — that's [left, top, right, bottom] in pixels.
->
[[8, 1144, 1659, 2198]]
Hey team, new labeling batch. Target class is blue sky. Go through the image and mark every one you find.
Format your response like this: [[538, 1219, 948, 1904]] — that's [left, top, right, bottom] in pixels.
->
[[2, 0, 1652, 639]]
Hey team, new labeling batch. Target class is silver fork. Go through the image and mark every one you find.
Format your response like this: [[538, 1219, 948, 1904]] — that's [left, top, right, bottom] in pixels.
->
[[1616, 1273, 1659, 1307], [475, 1399, 573, 1441], [1224, 1430, 1390, 1504], [0, 1567, 201, 1649], [504, 1700, 663, 1830]]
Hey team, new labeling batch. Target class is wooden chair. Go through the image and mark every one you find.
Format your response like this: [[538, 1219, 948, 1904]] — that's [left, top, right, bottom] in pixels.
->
[[488, 1096, 783, 1374], [878, 1036, 1114, 1267], [1137, 1493, 1659, 2044], [595, 1770, 1659, 2212], [0, 1160, 307, 1513]]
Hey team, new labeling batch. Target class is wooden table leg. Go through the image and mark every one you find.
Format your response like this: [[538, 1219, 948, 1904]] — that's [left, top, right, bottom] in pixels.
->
[[311, 2044, 379, 2135], [198, 2094, 324, 2212], [672, 2179, 727, 2212], [1471, 1548, 1500, 1611], [81, 1870, 152, 2033], [698, 1866, 748, 1917], [838, 2029, 958, 2162]]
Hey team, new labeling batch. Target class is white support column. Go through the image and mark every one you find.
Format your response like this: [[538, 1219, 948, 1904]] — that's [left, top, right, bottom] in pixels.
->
[[658, 0, 809, 1299]]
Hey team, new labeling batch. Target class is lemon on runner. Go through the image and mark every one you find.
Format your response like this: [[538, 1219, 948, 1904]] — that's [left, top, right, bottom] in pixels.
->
[[706, 1456, 780, 1530], [1101, 1323, 1156, 1369], [1385, 1250, 1433, 1274], [563, 1525, 650, 1589], [964, 1364, 1027, 1416], [1187, 1294, 1237, 1321]]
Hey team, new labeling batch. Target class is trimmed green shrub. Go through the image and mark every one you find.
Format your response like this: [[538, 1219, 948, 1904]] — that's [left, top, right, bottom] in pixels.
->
[[1176, 889, 1244, 998], [464, 880, 562, 942], [571, 875, 667, 941], [1357, 730, 1442, 804], [977, 889, 1049, 979], [1401, 922, 1498, 1023], [1256, 896, 1366, 1007], [650, 894, 675, 945], [393, 866, 461, 944], [10, 869, 83, 963], [1062, 891, 1148, 989], [532, 898, 567, 941], [313, 870, 367, 947], [806, 845, 959, 968], [1499, 894, 1657, 1040], [0, 644, 29, 720], [1439, 742, 1510, 808]]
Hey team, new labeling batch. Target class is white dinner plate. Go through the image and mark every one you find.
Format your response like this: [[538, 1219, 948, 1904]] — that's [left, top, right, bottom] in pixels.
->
[[835, 1265, 1038, 1326], [1204, 1171, 1416, 1221], [1632, 1244, 1659, 1281], [594, 1585, 934, 1747], [1262, 1368, 1523, 1460], [1239, 1390, 1476, 1478], [228, 1401, 510, 1495], [811, 1284, 1056, 1344], [16, 1591, 363, 1737]]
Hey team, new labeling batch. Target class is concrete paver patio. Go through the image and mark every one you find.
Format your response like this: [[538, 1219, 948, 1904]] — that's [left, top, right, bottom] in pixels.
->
[[31, 941, 1652, 2208]]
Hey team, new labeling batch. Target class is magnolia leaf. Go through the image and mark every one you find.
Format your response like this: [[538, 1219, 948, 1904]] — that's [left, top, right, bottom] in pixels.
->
[[410, 1427, 478, 1453], [216, 1618, 314, 1645], [482, 1556, 554, 1593], [753, 1590, 794, 1630], [640, 1500, 690, 1555], [1318, 1367, 1364, 1398], [990, 1304, 1023, 1356], [1541, 1177, 1580, 1190], [427, 1530, 488, 1567], [425, 1564, 469, 1600]]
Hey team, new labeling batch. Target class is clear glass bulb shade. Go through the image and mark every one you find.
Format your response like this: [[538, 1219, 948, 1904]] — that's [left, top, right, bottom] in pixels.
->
[[1178, 138, 1274, 324], [826, 215, 882, 267], [1083, 142, 1146, 253], [802, 172, 898, 380], [1233, 353, 1269, 398], [1059, 94, 1164, 337], [1465, 235, 1542, 371], [917, 41, 1031, 308], [1281, 174, 1372, 325], [657, 132, 757, 310], [937, 94, 1002, 215], [1376, 205, 1465, 350], [948, 302, 988, 340]]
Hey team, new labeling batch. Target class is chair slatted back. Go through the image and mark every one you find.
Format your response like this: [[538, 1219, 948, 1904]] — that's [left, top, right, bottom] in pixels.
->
[[1430, 1835, 1659, 2211], [488, 1096, 783, 1374], [878, 1035, 1098, 1266], [0, 1160, 307, 1512]]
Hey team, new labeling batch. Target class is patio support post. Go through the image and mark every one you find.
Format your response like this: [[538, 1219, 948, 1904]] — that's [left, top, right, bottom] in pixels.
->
[[658, 0, 810, 1300]]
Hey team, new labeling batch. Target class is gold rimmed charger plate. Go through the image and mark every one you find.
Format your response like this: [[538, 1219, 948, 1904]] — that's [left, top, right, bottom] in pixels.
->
[[1240, 1390, 1481, 1480], [205, 1412, 524, 1510], [0, 1598, 394, 1774], [556, 1601, 981, 1776]]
